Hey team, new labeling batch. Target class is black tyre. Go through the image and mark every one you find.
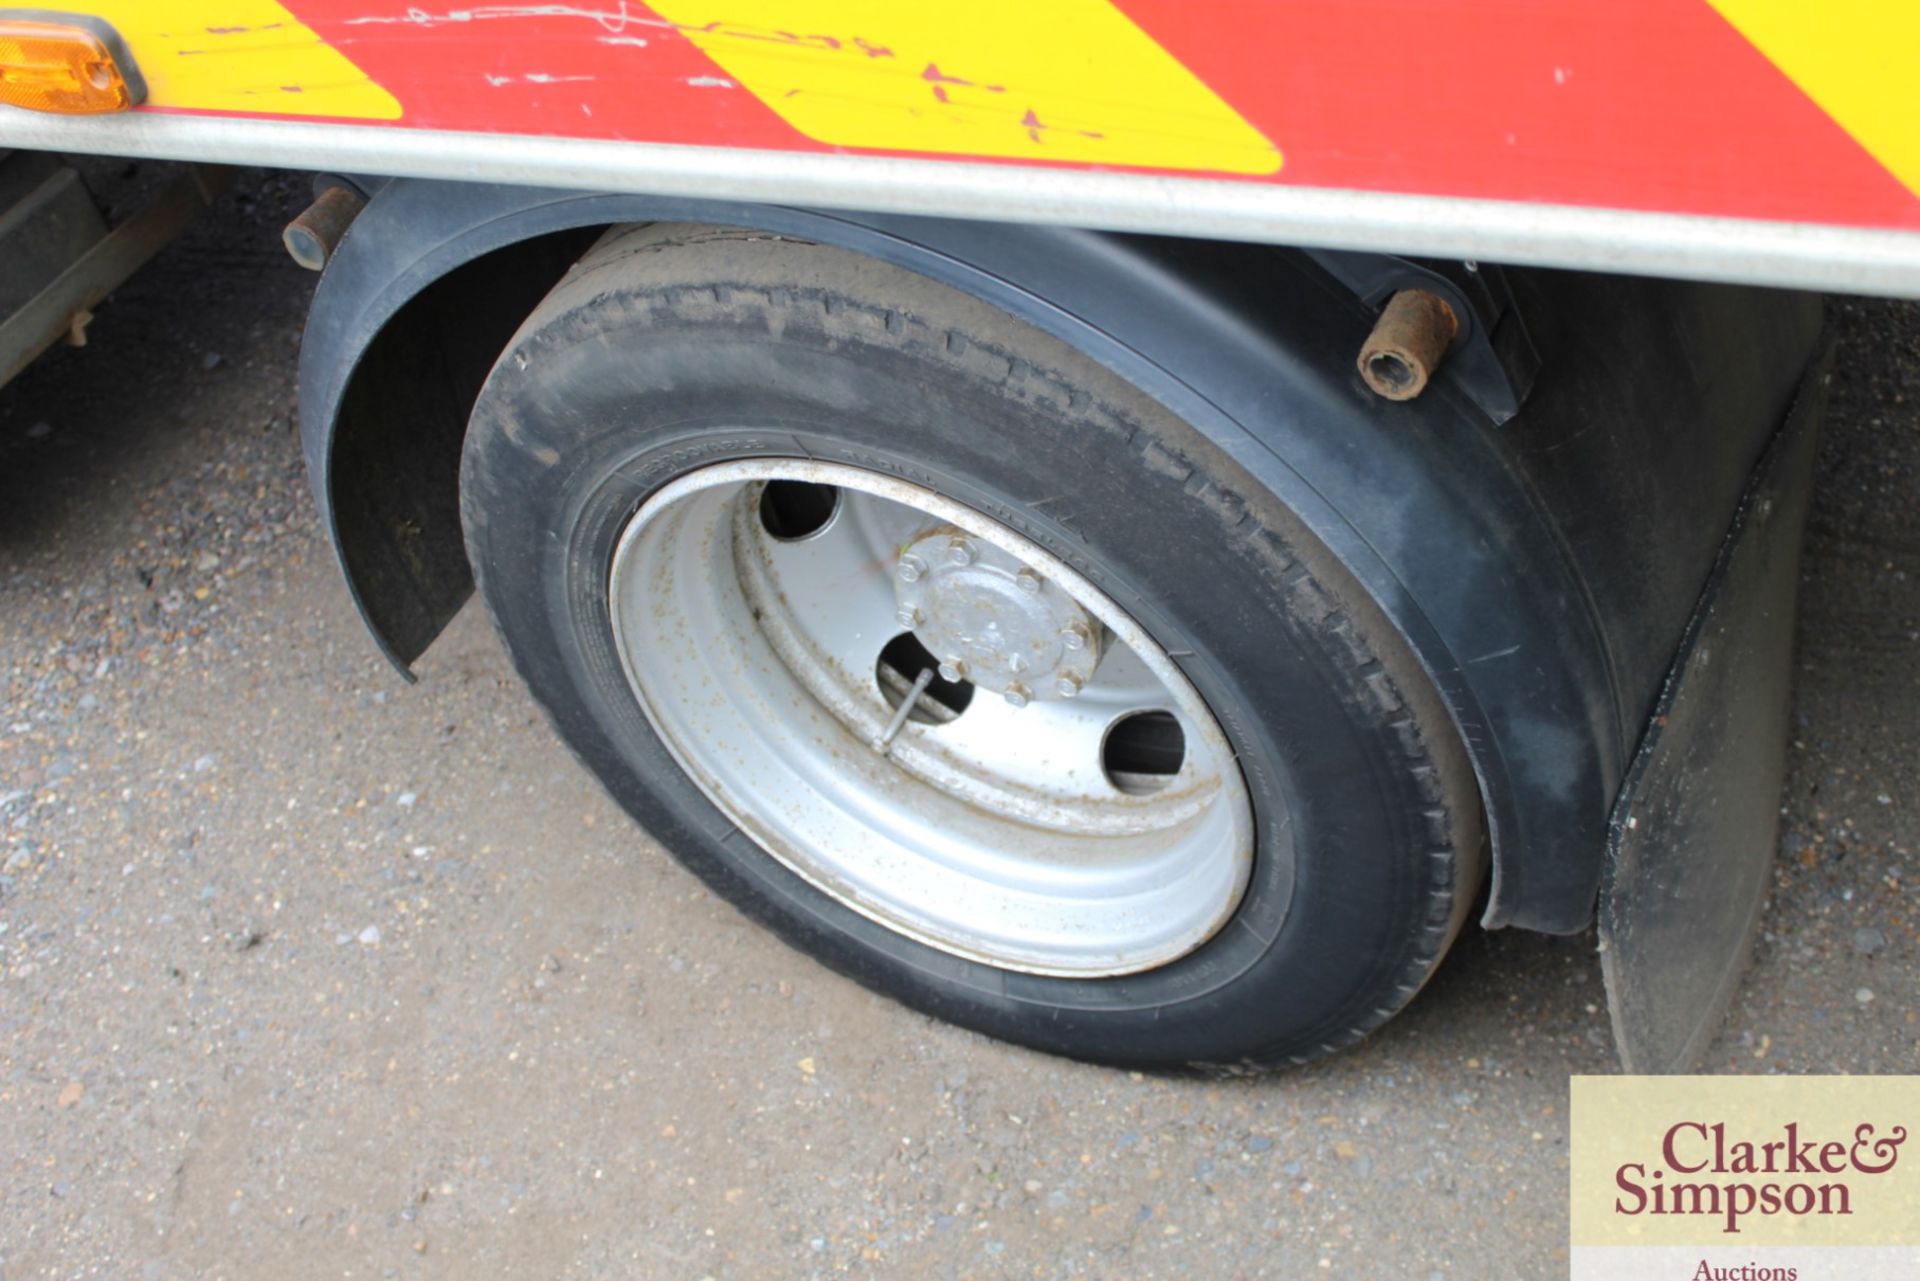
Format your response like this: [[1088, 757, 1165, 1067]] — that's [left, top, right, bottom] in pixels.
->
[[459, 224, 1484, 1071]]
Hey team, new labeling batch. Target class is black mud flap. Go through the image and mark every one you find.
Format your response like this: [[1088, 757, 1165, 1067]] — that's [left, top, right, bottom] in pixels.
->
[[1599, 340, 1832, 1074]]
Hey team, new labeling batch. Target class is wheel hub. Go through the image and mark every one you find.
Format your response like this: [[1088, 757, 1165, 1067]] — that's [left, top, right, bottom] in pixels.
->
[[895, 525, 1102, 705]]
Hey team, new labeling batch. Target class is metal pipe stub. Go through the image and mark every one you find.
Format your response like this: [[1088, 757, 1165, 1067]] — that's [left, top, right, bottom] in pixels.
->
[[283, 185, 367, 272], [1357, 288, 1460, 401]]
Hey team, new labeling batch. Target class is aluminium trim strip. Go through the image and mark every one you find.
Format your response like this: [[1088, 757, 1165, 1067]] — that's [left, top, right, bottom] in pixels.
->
[[3, 111, 1918, 297]]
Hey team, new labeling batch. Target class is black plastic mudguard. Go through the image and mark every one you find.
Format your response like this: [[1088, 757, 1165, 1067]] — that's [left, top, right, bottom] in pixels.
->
[[297, 178, 1824, 935], [1600, 340, 1831, 1072]]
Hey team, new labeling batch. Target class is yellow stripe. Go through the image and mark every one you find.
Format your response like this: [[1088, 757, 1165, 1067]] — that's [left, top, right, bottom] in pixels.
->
[[92, 0, 399, 121], [647, 0, 1280, 175], [1707, 0, 1920, 198]]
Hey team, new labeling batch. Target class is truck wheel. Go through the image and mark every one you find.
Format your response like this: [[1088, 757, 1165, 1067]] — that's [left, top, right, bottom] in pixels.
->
[[459, 224, 1484, 1071]]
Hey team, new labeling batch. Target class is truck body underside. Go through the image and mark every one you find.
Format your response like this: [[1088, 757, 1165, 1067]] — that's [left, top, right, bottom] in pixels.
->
[[0, 2, 1890, 1068]]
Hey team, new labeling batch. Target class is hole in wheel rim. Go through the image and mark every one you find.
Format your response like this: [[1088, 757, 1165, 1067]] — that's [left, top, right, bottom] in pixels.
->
[[876, 632, 972, 723], [1103, 710, 1186, 796], [758, 479, 840, 541]]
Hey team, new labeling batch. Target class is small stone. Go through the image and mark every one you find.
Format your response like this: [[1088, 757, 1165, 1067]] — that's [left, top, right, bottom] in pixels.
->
[[4, 848, 29, 872], [358, 925, 381, 946], [396, 792, 417, 808], [57, 1081, 84, 1109], [1853, 927, 1889, 956], [192, 755, 215, 773], [1855, 987, 1875, 1005], [1333, 1140, 1358, 1160], [193, 551, 221, 573], [796, 1057, 817, 1076], [201, 352, 224, 371], [77, 693, 98, 711]]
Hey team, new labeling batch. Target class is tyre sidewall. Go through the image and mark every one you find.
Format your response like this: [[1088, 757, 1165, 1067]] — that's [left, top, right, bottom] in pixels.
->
[[461, 254, 1454, 1068]]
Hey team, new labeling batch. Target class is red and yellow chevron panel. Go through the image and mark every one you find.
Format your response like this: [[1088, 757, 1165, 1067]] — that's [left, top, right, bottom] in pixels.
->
[[75, 1, 1920, 230]]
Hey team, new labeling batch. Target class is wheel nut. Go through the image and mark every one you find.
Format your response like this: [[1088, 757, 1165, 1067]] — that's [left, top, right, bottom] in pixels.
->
[[1004, 682, 1031, 709], [1015, 569, 1042, 595], [937, 658, 967, 683], [1053, 673, 1082, 698], [895, 606, 922, 629], [946, 538, 975, 567], [1061, 623, 1091, 652], [897, 554, 927, 583]]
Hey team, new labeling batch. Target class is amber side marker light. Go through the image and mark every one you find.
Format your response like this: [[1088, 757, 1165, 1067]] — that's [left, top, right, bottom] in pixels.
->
[[0, 13, 146, 114]]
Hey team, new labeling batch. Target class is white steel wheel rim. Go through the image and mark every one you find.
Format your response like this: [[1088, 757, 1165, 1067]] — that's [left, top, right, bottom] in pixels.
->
[[607, 460, 1255, 977]]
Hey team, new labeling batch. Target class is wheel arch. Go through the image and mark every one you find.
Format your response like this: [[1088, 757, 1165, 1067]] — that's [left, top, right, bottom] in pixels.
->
[[298, 178, 1698, 937]]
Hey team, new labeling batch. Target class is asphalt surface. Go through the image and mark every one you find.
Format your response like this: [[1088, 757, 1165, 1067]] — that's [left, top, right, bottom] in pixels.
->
[[0, 171, 1914, 1279]]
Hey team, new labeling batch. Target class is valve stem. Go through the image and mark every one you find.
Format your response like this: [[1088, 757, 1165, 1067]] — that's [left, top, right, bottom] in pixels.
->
[[871, 667, 936, 756]]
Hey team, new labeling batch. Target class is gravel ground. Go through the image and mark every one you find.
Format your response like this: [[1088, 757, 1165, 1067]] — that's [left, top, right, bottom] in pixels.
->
[[0, 171, 1914, 1279]]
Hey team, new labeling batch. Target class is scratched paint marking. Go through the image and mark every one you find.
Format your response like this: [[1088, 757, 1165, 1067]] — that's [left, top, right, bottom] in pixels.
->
[[91, 0, 401, 119], [342, 4, 670, 33], [484, 73, 598, 85], [641, 0, 1281, 173], [343, 0, 1278, 174]]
